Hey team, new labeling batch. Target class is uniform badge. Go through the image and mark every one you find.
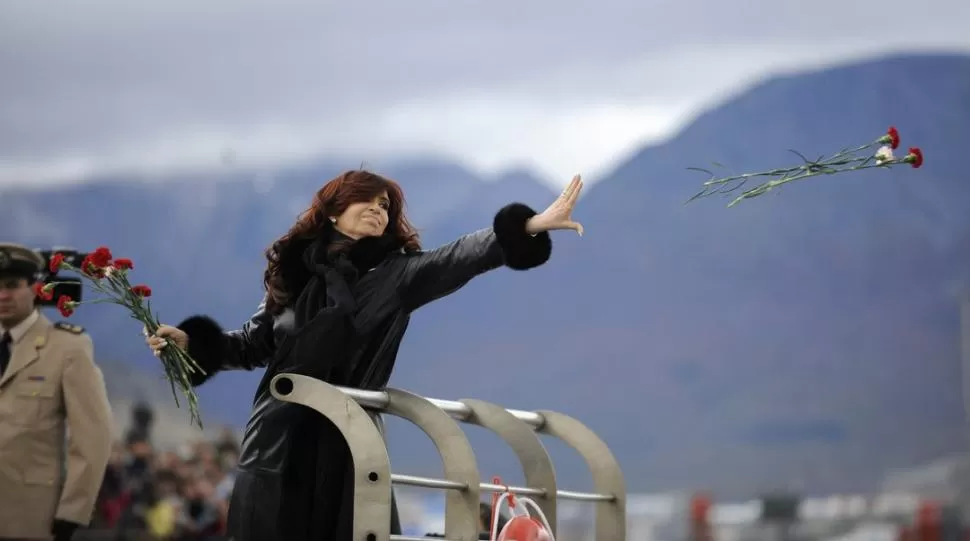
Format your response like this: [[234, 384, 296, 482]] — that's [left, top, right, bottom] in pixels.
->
[[53, 322, 85, 334]]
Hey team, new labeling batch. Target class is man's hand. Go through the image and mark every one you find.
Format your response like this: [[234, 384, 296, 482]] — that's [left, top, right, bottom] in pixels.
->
[[52, 519, 80, 541]]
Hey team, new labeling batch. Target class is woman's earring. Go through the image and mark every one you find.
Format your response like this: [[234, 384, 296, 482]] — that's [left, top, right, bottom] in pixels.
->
[[329, 217, 337, 224]]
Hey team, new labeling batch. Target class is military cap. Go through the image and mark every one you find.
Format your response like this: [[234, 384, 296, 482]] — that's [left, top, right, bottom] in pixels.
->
[[0, 242, 45, 278]]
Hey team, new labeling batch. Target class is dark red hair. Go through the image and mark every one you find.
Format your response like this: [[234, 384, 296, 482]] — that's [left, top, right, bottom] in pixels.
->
[[263, 170, 420, 314]]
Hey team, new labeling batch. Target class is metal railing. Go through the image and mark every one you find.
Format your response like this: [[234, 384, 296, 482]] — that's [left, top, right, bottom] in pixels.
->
[[269, 373, 627, 541]]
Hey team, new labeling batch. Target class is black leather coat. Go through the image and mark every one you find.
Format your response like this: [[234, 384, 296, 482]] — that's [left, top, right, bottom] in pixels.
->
[[176, 203, 551, 541]]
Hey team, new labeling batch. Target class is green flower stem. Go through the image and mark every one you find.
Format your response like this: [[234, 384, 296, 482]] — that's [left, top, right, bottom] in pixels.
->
[[54, 263, 206, 428], [688, 137, 908, 207]]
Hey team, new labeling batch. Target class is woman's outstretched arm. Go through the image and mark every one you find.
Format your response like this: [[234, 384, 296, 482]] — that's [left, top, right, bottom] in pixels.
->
[[175, 298, 276, 386], [397, 202, 553, 312]]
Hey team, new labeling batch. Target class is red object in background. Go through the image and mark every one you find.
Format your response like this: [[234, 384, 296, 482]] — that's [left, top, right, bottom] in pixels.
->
[[916, 501, 942, 541], [496, 516, 552, 541], [98, 491, 131, 527], [918, 502, 941, 524], [899, 525, 914, 541], [691, 493, 712, 523], [690, 493, 714, 541]]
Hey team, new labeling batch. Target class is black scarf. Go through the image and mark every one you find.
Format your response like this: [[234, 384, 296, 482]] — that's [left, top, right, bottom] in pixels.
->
[[289, 227, 402, 335], [266, 225, 403, 384]]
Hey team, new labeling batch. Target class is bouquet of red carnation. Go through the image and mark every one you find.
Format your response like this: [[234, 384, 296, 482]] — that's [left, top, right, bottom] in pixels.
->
[[688, 126, 924, 207], [34, 247, 206, 427]]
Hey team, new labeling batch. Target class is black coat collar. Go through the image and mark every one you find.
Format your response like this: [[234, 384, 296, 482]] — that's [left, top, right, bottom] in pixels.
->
[[302, 224, 403, 277]]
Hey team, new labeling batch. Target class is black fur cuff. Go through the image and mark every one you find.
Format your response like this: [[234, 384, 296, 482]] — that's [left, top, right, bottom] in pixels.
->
[[493, 203, 552, 270], [177, 315, 226, 386]]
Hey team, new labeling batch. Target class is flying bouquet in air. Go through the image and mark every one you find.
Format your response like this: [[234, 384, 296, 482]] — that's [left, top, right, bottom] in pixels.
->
[[687, 126, 924, 207], [35, 247, 206, 427]]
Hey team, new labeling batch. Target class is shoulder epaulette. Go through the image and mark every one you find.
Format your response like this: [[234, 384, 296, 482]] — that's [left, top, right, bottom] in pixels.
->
[[53, 322, 85, 334]]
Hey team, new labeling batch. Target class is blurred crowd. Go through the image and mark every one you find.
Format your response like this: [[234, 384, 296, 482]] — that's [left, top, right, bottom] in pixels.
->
[[83, 403, 508, 541], [86, 404, 239, 541]]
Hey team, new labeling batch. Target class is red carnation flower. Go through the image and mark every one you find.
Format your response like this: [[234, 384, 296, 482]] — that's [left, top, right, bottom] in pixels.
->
[[56, 295, 77, 317], [905, 147, 924, 168], [40, 242, 205, 426], [689, 123, 926, 207], [48, 253, 65, 273], [33, 282, 54, 301], [130, 284, 152, 298], [885, 126, 900, 150], [90, 246, 112, 267], [80, 254, 107, 279]]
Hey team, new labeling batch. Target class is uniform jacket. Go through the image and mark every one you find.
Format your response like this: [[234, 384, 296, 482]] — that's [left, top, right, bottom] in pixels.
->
[[176, 202, 551, 541], [0, 312, 114, 540]]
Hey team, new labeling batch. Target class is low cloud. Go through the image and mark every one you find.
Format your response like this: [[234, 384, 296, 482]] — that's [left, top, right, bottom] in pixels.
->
[[2, 0, 968, 188]]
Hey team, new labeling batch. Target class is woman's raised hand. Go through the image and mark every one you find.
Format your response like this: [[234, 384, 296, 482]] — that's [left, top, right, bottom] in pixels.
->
[[144, 324, 189, 357], [525, 174, 584, 236]]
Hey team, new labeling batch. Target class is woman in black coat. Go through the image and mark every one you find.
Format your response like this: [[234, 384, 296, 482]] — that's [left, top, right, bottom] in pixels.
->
[[146, 169, 584, 540]]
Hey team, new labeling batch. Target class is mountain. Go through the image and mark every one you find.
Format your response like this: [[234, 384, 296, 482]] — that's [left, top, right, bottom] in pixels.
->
[[0, 158, 500, 422], [511, 51, 970, 496], [2, 52, 969, 498]]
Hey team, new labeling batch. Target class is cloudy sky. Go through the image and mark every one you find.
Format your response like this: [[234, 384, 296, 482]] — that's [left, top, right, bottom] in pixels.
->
[[1, 0, 968, 188]]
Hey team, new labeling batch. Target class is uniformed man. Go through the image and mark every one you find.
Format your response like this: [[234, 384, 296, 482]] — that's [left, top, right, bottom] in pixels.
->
[[0, 243, 113, 541]]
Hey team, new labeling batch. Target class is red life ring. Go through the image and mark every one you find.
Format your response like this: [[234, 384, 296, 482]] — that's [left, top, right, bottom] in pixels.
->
[[496, 515, 553, 541]]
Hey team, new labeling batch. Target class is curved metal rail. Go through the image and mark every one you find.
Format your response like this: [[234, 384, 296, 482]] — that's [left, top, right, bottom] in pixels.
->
[[271, 373, 626, 541], [269, 373, 393, 541]]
